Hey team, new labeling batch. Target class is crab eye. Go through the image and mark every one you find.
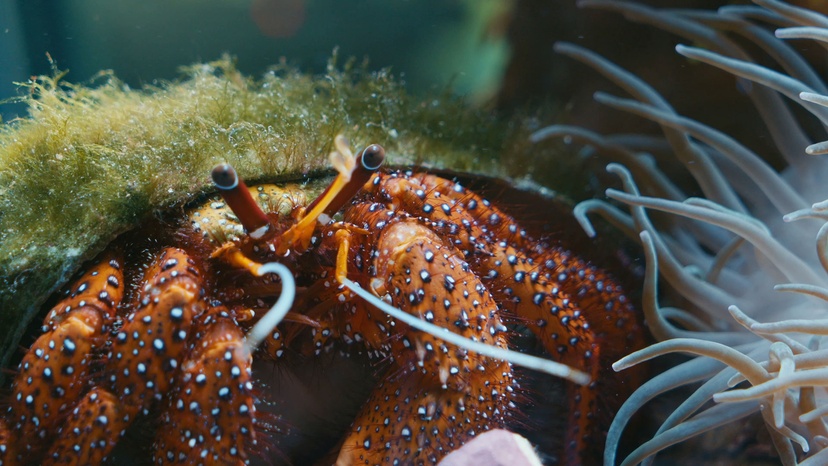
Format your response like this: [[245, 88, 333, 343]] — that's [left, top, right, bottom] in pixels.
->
[[359, 144, 385, 171], [212, 163, 239, 190]]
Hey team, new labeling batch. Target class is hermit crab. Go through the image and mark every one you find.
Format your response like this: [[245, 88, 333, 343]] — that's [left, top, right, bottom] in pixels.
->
[[0, 122, 643, 465]]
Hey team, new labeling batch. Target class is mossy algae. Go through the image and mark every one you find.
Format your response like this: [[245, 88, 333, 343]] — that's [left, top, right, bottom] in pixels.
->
[[0, 56, 573, 374]]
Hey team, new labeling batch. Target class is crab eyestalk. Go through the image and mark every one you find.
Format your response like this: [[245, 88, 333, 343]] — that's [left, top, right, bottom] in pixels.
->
[[211, 163, 273, 239], [305, 140, 386, 217]]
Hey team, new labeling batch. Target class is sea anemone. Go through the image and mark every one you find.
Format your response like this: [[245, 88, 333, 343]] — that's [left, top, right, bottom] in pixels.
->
[[532, 0, 828, 464]]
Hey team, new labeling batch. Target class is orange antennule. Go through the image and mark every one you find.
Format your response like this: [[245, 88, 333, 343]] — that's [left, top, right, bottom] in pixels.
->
[[212, 163, 273, 239], [277, 136, 385, 254]]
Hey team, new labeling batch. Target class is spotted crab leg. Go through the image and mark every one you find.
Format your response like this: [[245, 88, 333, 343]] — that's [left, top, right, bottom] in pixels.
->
[[369, 173, 643, 463], [109, 248, 206, 416], [44, 387, 123, 465], [40, 248, 207, 464], [152, 253, 295, 463], [335, 368, 513, 466], [154, 307, 256, 464], [328, 209, 593, 463], [2, 252, 124, 463], [333, 220, 517, 465]]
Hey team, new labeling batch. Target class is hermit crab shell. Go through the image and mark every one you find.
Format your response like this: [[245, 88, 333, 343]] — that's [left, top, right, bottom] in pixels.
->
[[0, 60, 597, 380]]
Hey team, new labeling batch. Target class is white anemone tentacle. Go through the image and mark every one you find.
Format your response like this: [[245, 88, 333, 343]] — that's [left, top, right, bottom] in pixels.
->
[[535, 1, 828, 464]]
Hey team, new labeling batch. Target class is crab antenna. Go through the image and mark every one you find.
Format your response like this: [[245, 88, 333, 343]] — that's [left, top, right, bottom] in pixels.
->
[[305, 142, 386, 217], [212, 163, 272, 239], [244, 262, 296, 351], [340, 278, 592, 386]]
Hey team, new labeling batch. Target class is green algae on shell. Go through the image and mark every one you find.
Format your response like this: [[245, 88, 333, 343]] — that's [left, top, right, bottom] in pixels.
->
[[0, 56, 576, 376]]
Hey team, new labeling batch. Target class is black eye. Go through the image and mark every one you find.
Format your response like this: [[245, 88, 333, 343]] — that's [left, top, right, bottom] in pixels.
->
[[211, 163, 239, 190], [360, 144, 386, 170]]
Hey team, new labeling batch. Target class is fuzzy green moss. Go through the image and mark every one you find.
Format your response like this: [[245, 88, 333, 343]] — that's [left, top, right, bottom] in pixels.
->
[[0, 56, 576, 373]]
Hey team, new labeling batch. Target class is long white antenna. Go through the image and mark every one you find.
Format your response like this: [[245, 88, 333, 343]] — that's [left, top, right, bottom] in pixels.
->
[[341, 278, 591, 385], [245, 262, 296, 351]]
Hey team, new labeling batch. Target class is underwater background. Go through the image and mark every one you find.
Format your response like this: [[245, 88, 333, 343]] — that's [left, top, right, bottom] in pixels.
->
[[1, 0, 511, 122]]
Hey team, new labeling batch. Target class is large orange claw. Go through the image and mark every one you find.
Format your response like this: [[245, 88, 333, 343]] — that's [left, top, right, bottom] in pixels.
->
[[333, 219, 516, 463]]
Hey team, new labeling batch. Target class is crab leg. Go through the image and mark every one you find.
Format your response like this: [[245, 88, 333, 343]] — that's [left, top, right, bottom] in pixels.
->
[[43, 387, 125, 465], [154, 309, 256, 465], [150, 254, 296, 464], [372, 221, 513, 389], [395, 173, 642, 346], [368, 176, 605, 362], [387, 173, 640, 335], [479, 246, 604, 464], [109, 248, 206, 416], [3, 253, 124, 463], [370, 173, 643, 463], [334, 219, 517, 464], [38, 248, 207, 464], [335, 365, 513, 466]]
